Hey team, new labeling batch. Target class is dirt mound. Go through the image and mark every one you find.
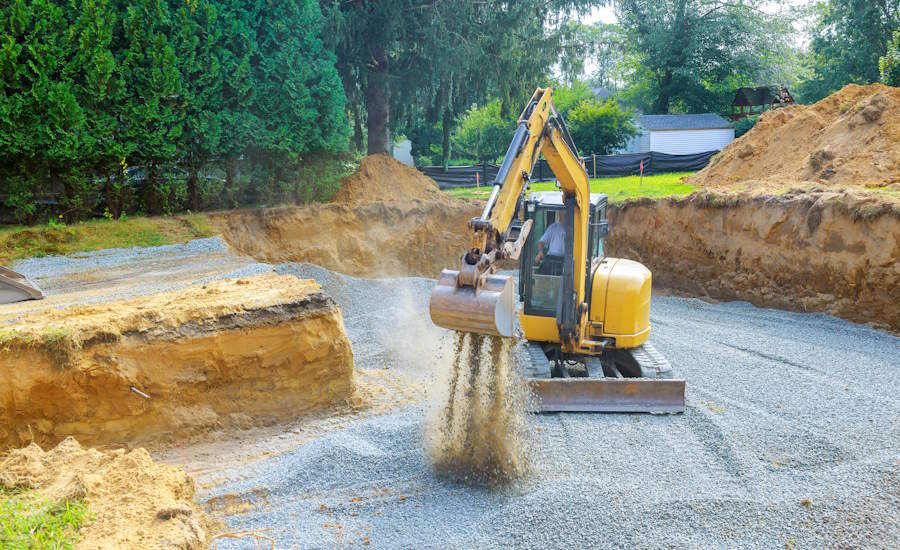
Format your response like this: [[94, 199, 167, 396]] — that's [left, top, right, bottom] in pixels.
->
[[1, 437, 210, 548], [211, 199, 481, 279], [333, 154, 445, 204], [692, 84, 900, 192], [607, 190, 900, 333], [0, 274, 355, 450]]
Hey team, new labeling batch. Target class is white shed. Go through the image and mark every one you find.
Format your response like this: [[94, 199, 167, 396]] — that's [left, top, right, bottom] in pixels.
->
[[619, 113, 734, 155]]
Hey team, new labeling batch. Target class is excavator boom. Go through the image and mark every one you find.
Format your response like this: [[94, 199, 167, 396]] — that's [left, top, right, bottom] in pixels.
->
[[430, 88, 587, 340]]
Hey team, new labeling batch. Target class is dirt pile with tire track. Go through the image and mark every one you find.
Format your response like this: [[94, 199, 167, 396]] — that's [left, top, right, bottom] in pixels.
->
[[692, 84, 900, 193], [1, 437, 211, 549], [607, 190, 900, 333], [0, 274, 354, 450]]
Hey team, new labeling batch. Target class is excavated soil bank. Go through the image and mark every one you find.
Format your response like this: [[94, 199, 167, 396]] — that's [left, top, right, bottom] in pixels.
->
[[0, 274, 354, 451], [1, 437, 210, 549], [692, 84, 900, 192], [211, 199, 480, 279], [212, 154, 481, 278], [607, 190, 900, 333]]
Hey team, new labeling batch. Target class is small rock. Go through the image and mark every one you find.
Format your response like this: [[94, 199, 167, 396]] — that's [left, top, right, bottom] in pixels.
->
[[156, 506, 192, 520]]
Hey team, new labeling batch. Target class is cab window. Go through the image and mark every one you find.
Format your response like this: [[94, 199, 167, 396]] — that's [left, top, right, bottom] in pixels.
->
[[526, 208, 562, 313]]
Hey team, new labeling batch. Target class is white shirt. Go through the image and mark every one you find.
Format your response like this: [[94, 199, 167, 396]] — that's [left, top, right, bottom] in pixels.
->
[[539, 222, 566, 256]]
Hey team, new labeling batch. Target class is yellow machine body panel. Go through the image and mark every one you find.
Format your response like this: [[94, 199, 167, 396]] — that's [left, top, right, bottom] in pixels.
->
[[589, 258, 651, 349], [521, 257, 651, 350], [519, 311, 560, 343]]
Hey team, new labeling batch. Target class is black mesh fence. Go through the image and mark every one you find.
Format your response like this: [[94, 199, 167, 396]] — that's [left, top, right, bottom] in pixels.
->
[[421, 150, 718, 189]]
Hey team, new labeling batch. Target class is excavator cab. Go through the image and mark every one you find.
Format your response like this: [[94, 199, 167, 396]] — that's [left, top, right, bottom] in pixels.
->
[[519, 192, 608, 315]]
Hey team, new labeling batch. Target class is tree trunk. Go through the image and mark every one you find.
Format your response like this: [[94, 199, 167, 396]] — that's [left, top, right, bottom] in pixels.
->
[[187, 169, 200, 212], [351, 101, 365, 153], [225, 156, 238, 207], [105, 174, 120, 219], [366, 47, 390, 155], [441, 107, 452, 169], [654, 70, 673, 114]]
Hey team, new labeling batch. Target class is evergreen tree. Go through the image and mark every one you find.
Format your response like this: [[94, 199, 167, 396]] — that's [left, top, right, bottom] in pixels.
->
[[117, 0, 183, 214], [252, 0, 348, 203], [172, 0, 223, 211]]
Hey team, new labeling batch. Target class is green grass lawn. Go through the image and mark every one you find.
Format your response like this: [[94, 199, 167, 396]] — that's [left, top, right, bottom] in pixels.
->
[[1, 489, 88, 549], [0, 213, 217, 265], [446, 172, 695, 201]]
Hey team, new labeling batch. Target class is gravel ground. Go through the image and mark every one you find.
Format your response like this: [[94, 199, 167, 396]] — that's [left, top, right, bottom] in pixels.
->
[[3, 237, 270, 317], [10, 242, 899, 548], [208, 267, 900, 550]]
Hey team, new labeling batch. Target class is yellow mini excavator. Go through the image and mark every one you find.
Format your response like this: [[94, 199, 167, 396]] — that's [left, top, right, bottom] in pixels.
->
[[430, 87, 685, 413]]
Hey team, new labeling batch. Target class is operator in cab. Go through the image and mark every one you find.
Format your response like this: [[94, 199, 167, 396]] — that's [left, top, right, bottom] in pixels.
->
[[535, 211, 566, 275]]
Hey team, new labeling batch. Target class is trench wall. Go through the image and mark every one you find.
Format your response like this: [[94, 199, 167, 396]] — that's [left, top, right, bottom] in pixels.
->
[[607, 191, 900, 333], [0, 276, 354, 450], [211, 199, 481, 279]]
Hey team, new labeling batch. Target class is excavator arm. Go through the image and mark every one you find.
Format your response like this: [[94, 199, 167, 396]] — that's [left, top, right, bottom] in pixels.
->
[[430, 88, 591, 345]]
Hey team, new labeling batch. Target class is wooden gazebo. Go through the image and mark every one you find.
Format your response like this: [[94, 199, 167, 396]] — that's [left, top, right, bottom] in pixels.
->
[[731, 86, 794, 121]]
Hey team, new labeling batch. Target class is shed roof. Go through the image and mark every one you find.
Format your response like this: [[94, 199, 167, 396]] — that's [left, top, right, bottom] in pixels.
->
[[636, 113, 733, 131]]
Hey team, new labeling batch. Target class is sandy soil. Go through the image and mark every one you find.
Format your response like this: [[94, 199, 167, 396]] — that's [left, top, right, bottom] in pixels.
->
[[691, 84, 900, 194], [1, 438, 210, 549], [211, 199, 481, 279], [607, 189, 900, 333], [0, 274, 354, 450], [332, 154, 449, 204]]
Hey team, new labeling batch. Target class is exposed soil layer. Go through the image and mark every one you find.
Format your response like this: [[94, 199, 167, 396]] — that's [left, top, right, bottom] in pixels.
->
[[0, 274, 354, 450], [332, 154, 447, 204], [692, 84, 900, 192], [607, 189, 900, 333], [1, 437, 210, 549], [211, 199, 481, 279]]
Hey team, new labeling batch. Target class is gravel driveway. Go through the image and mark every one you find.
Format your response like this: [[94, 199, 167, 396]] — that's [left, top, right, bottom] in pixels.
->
[[208, 266, 900, 550]]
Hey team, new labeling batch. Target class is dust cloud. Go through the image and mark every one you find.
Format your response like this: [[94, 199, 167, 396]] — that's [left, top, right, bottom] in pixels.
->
[[425, 332, 531, 485]]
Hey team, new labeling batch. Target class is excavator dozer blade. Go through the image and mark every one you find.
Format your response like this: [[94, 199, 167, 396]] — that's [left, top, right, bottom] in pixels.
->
[[528, 378, 685, 413], [430, 269, 515, 337], [0, 266, 44, 304]]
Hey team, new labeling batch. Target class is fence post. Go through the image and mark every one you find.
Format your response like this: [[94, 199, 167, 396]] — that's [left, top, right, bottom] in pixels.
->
[[592, 154, 596, 178]]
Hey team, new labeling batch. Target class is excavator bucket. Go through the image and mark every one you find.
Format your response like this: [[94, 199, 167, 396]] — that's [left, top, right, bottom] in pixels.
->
[[0, 266, 44, 304], [430, 270, 515, 337]]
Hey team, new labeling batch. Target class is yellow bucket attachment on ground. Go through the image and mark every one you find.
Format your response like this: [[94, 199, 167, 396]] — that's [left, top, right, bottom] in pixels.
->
[[429, 270, 515, 337]]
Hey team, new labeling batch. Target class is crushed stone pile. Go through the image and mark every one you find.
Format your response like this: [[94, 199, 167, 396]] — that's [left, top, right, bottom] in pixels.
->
[[692, 84, 900, 192], [0, 437, 211, 549], [333, 154, 446, 204]]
